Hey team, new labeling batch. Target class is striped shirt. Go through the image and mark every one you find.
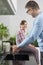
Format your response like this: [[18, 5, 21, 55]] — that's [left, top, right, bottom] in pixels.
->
[[16, 29, 26, 45]]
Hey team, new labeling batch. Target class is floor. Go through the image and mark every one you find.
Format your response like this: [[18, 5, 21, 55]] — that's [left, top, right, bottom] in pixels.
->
[[25, 56, 37, 65], [8, 56, 37, 65]]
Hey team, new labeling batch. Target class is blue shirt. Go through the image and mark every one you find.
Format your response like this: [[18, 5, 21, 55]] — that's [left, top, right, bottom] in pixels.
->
[[17, 12, 43, 52]]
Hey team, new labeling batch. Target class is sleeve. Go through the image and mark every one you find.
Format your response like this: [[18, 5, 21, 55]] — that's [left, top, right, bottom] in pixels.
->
[[17, 19, 43, 48], [16, 33, 22, 45]]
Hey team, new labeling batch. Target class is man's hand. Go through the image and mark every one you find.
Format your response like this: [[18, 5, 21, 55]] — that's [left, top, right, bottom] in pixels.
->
[[28, 44, 35, 48], [12, 45, 20, 54]]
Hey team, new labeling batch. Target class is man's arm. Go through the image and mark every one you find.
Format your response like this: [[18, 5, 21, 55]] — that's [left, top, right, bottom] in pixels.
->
[[17, 20, 43, 48]]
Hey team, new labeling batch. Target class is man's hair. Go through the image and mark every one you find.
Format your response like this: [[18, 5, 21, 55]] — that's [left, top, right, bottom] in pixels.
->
[[25, 1, 40, 9], [20, 20, 27, 25]]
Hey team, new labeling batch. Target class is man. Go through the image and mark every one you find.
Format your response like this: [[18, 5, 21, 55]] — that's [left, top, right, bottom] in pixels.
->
[[15, 20, 27, 65], [12, 1, 43, 65], [16, 20, 40, 65], [16, 20, 27, 45], [12, 20, 40, 65]]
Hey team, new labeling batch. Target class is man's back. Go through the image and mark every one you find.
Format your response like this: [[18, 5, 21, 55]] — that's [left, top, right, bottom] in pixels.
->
[[34, 12, 43, 52]]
